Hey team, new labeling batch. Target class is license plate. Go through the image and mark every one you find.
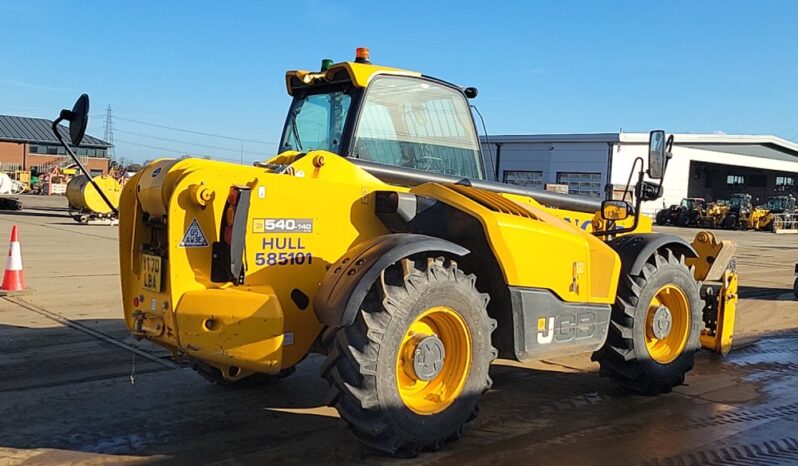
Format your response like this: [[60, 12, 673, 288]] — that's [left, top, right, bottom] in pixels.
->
[[141, 253, 162, 292]]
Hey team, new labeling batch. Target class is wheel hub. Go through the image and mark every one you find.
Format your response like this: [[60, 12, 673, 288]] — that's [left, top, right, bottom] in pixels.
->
[[651, 305, 673, 339], [412, 335, 446, 381]]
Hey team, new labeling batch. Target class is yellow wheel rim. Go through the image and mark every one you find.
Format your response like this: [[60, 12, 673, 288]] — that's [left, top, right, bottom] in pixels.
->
[[395, 306, 472, 415], [645, 285, 690, 364]]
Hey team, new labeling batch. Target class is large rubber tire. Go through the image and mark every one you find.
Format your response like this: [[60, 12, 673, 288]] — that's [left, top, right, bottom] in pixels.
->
[[655, 212, 668, 226], [592, 251, 703, 394], [322, 256, 497, 457], [723, 213, 738, 230], [793, 277, 798, 299], [677, 211, 691, 227]]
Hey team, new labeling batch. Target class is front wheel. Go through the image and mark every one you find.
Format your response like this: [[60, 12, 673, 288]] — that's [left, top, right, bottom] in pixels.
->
[[592, 251, 703, 394], [322, 256, 496, 456]]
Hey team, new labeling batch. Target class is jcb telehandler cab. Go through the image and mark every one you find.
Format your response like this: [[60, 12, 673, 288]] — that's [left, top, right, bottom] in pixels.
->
[[55, 49, 737, 457]]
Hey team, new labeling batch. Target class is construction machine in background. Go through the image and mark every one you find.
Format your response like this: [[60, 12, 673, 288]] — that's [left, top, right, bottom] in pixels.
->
[[66, 174, 122, 224], [720, 193, 766, 230], [701, 200, 729, 228], [54, 49, 739, 456], [655, 197, 706, 227], [762, 195, 797, 232], [45, 97, 120, 225]]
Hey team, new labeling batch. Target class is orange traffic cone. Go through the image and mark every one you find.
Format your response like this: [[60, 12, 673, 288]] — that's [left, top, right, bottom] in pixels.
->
[[1, 225, 25, 292]]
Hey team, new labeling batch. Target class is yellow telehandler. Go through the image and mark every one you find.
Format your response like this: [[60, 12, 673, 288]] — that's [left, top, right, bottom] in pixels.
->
[[53, 48, 737, 457]]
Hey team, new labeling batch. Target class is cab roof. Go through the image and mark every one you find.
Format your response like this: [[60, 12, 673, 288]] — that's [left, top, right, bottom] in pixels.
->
[[285, 61, 422, 96]]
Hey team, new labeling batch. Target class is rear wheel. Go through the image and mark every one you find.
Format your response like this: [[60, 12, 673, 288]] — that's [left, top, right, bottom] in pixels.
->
[[592, 251, 702, 394], [322, 256, 496, 456], [723, 213, 738, 230], [677, 211, 691, 227]]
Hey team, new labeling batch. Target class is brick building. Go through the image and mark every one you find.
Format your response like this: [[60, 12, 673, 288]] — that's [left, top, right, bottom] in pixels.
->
[[0, 115, 112, 175]]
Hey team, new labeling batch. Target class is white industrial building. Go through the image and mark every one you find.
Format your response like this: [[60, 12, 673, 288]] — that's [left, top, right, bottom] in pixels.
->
[[481, 133, 798, 216]]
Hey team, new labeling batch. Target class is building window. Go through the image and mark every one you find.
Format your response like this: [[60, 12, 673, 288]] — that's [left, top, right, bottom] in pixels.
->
[[503, 170, 543, 188], [557, 172, 602, 198], [777, 176, 795, 191], [727, 175, 745, 186], [27, 144, 106, 157]]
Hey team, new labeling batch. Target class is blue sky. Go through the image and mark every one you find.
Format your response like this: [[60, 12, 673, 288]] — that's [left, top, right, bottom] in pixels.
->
[[1, 0, 796, 163]]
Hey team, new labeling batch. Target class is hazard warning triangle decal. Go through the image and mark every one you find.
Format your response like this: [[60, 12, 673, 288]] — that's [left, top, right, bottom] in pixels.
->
[[179, 218, 209, 248]]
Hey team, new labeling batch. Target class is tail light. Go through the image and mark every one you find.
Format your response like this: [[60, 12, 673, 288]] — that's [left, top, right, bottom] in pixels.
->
[[211, 186, 250, 284], [222, 187, 240, 245]]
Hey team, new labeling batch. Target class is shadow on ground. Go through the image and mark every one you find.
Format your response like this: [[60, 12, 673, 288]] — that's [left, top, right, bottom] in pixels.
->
[[739, 284, 794, 299], [0, 210, 72, 219], [1, 321, 797, 465]]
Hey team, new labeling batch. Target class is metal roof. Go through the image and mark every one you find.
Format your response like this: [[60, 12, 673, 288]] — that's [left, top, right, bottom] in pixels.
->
[[481, 132, 798, 159], [482, 133, 623, 144], [681, 143, 798, 162], [0, 115, 112, 148]]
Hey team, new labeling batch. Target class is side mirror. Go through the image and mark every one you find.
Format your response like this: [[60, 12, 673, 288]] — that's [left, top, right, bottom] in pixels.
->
[[601, 200, 631, 221], [59, 94, 90, 146], [647, 130, 666, 179]]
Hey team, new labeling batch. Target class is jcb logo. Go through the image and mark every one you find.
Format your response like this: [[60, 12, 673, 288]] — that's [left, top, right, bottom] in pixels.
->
[[536, 312, 597, 344], [561, 217, 592, 231]]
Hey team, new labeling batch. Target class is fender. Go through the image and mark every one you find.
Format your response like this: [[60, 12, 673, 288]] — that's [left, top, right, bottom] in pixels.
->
[[314, 233, 469, 327], [607, 233, 697, 277]]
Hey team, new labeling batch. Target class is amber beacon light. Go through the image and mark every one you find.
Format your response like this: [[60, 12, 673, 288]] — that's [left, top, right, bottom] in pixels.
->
[[355, 47, 370, 63]]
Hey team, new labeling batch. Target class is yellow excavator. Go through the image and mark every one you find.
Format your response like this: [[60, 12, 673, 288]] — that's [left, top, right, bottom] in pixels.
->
[[54, 48, 738, 457]]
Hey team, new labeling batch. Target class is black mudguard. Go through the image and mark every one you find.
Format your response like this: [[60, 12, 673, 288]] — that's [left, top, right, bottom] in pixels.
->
[[314, 234, 469, 327], [607, 233, 697, 277]]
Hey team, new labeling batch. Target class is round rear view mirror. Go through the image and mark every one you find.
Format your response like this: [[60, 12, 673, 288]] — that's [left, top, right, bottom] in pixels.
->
[[69, 94, 90, 146]]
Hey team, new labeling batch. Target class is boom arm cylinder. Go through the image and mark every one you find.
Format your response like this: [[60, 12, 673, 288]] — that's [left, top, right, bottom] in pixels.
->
[[352, 159, 603, 213]]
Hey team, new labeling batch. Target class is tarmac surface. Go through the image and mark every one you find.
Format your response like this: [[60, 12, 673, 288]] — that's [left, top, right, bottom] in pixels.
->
[[1, 194, 798, 465]]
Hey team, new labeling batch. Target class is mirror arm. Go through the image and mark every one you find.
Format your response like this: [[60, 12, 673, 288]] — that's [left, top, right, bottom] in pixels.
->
[[52, 117, 119, 215], [593, 168, 644, 238]]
